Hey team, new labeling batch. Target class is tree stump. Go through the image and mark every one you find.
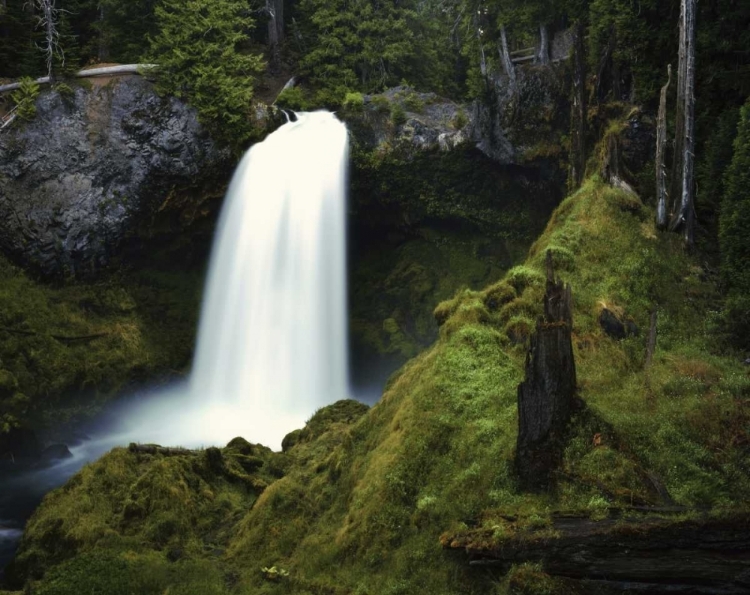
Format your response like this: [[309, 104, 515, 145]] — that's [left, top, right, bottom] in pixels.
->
[[515, 251, 576, 491]]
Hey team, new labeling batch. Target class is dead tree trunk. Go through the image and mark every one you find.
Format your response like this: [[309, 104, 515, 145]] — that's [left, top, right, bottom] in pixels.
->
[[516, 251, 577, 492], [569, 21, 587, 191], [670, 0, 696, 245], [498, 26, 516, 90], [266, 0, 284, 73], [537, 24, 549, 65], [37, 0, 60, 82], [594, 26, 616, 103], [670, 0, 688, 222], [656, 64, 672, 229]]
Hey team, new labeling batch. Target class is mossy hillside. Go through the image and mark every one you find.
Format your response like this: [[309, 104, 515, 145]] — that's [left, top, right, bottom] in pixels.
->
[[223, 177, 749, 592], [0, 255, 202, 434], [349, 144, 560, 375], [10, 178, 750, 594]]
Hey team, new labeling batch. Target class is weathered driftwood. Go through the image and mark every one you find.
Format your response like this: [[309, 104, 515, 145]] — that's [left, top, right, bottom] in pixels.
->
[[510, 46, 535, 57], [0, 64, 156, 94], [656, 65, 672, 229], [515, 251, 576, 491], [128, 443, 196, 456], [511, 54, 536, 64], [444, 512, 750, 594]]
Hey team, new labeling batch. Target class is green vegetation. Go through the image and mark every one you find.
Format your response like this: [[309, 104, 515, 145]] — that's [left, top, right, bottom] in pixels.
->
[[11, 162, 749, 592], [342, 91, 365, 112], [147, 0, 265, 149], [10, 77, 40, 120], [719, 98, 750, 350], [0, 255, 201, 433], [274, 87, 309, 111]]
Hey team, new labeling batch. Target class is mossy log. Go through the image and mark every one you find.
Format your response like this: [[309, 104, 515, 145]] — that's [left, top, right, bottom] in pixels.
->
[[444, 511, 750, 594], [515, 251, 576, 491], [127, 443, 196, 456]]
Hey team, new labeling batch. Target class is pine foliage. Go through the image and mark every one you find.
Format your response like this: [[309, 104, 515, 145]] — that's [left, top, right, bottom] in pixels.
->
[[147, 0, 265, 148], [719, 98, 750, 349]]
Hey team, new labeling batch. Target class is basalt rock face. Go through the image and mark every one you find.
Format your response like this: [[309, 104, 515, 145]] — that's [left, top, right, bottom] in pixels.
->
[[470, 30, 573, 167], [342, 86, 471, 155], [0, 76, 235, 278]]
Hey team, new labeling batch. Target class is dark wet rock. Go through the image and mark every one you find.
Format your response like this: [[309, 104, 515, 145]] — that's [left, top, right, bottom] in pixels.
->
[[0, 76, 236, 278], [600, 308, 639, 340], [38, 444, 73, 463], [470, 31, 573, 166], [343, 86, 470, 155]]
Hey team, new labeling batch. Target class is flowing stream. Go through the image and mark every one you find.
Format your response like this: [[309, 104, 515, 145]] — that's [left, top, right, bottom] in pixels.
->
[[1, 111, 351, 576]]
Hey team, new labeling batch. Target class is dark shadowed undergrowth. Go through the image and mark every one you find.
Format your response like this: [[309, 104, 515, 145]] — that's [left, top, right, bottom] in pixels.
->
[[4, 176, 749, 595], [0, 257, 202, 434]]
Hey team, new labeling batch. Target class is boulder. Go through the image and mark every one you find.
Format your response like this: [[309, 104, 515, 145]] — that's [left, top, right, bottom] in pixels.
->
[[38, 444, 73, 463], [599, 308, 639, 340]]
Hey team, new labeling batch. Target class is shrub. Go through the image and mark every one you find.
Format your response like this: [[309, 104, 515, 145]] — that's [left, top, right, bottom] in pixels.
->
[[275, 86, 309, 111], [391, 103, 406, 126], [370, 95, 390, 113], [10, 77, 40, 121], [403, 92, 424, 113], [452, 111, 468, 129], [506, 266, 544, 293], [342, 91, 364, 112]]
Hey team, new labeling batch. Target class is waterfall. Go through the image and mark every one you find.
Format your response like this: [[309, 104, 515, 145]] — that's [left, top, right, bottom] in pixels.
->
[[120, 112, 350, 450]]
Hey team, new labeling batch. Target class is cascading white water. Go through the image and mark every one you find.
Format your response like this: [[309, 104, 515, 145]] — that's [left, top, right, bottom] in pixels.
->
[[118, 111, 350, 450], [187, 111, 350, 447]]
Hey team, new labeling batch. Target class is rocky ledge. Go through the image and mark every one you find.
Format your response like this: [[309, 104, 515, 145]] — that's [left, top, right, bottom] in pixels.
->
[[0, 76, 237, 278]]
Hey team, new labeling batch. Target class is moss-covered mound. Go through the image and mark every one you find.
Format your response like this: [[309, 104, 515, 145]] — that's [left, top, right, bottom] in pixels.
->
[[6, 176, 749, 594]]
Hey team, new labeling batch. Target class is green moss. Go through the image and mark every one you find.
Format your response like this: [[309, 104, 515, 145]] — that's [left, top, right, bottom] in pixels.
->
[[0, 255, 201, 433], [502, 563, 564, 595], [343, 91, 365, 112], [16, 175, 750, 594]]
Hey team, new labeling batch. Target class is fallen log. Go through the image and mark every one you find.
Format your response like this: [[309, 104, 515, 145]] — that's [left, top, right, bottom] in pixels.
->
[[443, 511, 750, 594], [128, 443, 197, 456], [0, 64, 156, 94]]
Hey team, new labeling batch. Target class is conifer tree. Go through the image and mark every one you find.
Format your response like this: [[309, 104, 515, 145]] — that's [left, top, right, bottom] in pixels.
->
[[719, 98, 750, 348], [148, 0, 265, 148]]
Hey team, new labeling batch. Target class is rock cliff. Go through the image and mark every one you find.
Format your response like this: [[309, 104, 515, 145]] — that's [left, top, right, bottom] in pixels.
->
[[0, 75, 233, 277]]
